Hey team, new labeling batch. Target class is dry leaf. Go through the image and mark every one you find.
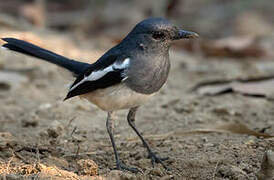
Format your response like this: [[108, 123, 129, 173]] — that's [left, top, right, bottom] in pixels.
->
[[127, 121, 273, 143], [196, 83, 232, 96], [195, 78, 274, 98], [233, 79, 274, 97], [172, 121, 274, 138]]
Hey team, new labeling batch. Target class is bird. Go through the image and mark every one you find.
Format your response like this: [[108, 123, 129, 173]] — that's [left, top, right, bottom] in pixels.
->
[[1, 17, 198, 173]]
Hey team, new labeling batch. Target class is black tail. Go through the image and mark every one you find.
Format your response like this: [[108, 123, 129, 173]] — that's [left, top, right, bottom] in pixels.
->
[[2, 38, 90, 76]]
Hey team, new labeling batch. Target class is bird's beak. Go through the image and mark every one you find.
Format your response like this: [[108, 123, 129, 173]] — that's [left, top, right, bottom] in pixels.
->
[[175, 29, 199, 40]]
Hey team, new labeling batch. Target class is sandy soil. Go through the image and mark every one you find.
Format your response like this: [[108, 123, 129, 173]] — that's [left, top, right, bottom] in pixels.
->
[[0, 33, 274, 180]]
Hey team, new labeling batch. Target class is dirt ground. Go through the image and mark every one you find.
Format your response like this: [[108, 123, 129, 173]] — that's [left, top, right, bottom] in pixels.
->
[[1, 30, 274, 180]]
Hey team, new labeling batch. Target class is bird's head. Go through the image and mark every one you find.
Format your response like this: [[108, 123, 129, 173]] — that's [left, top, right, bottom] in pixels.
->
[[123, 17, 199, 51]]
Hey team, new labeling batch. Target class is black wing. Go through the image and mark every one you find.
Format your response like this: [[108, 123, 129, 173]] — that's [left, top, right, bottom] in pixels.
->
[[64, 54, 128, 100]]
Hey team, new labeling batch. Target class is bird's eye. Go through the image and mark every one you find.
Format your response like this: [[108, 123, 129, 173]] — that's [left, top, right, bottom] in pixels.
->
[[152, 32, 165, 40]]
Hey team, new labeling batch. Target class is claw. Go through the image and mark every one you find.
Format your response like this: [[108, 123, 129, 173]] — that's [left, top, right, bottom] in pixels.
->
[[148, 152, 170, 170], [115, 162, 141, 173]]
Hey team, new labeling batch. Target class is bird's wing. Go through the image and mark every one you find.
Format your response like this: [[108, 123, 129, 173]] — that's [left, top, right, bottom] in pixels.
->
[[64, 54, 130, 100]]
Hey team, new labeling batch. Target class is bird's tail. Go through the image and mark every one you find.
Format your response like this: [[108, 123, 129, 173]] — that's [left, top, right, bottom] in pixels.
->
[[1, 38, 90, 76]]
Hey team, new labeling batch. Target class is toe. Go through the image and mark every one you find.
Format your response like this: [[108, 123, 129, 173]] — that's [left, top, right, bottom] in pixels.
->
[[148, 152, 170, 170], [115, 162, 141, 173]]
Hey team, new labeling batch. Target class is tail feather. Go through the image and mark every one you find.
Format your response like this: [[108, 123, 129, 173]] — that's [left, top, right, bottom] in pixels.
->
[[2, 38, 90, 76]]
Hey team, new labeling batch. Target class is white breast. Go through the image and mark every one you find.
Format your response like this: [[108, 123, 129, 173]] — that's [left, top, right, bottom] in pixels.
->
[[80, 83, 154, 111]]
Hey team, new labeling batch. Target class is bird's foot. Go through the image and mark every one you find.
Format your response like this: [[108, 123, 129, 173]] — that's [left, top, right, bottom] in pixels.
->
[[115, 162, 141, 173], [148, 151, 170, 170]]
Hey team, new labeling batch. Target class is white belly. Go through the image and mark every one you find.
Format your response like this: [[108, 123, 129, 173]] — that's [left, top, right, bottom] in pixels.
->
[[80, 83, 154, 111]]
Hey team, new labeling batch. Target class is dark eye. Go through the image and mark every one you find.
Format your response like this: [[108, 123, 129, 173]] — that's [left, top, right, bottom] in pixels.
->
[[152, 32, 165, 40]]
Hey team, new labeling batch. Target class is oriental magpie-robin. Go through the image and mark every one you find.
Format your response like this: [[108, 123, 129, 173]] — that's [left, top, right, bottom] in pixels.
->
[[2, 17, 198, 173]]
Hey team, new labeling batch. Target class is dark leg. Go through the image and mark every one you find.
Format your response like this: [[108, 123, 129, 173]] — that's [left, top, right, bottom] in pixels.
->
[[127, 107, 169, 169], [106, 111, 140, 173]]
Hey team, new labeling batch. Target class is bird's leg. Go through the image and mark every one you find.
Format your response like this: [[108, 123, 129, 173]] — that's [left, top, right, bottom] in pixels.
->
[[106, 111, 140, 173], [127, 107, 169, 169]]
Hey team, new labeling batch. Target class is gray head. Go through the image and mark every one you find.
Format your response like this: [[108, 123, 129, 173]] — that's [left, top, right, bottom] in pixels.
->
[[116, 18, 198, 94], [122, 17, 198, 52]]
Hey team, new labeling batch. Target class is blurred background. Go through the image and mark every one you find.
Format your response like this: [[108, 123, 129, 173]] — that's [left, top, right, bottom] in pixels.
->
[[0, 0, 274, 59], [1, 0, 274, 179]]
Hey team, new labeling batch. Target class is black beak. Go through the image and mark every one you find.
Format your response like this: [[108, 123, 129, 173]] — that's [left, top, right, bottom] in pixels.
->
[[174, 29, 199, 40]]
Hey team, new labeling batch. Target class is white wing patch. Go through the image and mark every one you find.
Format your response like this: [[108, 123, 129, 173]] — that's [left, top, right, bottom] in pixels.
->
[[1, 46, 8, 50], [113, 58, 130, 70], [69, 58, 130, 91]]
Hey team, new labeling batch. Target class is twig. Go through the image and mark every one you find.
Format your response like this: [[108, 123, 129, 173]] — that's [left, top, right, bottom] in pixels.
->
[[212, 160, 220, 180], [74, 144, 80, 159], [71, 126, 77, 137], [62, 150, 128, 158], [16, 146, 51, 154], [191, 75, 274, 92], [66, 116, 76, 129], [35, 146, 40, 164], [14, 152, 28, 164], [6, 151, 15, 174]]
